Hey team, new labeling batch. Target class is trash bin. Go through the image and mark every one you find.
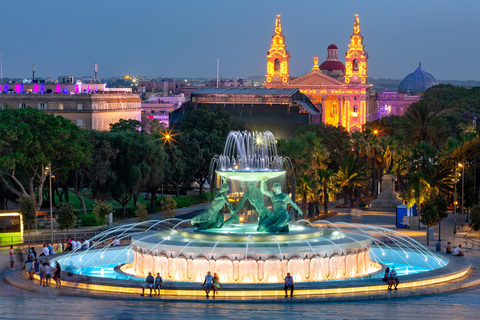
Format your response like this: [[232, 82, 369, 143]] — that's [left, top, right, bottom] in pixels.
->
[[428, 227, 434, 240]]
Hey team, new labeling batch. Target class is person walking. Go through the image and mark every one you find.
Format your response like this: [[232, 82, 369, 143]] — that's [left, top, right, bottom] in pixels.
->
[[284, 272, 294, 297], [212, 272, 221, 298], [9, 245, 14, 269], [29, 259, 39, 280], [202, 271, 214, 298], [54, 263, 62, 288]]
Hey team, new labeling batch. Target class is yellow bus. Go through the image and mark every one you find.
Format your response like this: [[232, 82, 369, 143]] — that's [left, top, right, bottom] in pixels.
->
[[0, 212, 24, 246]]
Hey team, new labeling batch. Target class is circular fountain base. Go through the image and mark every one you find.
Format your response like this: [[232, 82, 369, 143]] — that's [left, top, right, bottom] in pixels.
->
[[124, 224, 380, 284]]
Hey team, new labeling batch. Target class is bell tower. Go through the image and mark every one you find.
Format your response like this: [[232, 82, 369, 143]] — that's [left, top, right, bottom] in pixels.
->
[[266, 14, 290, 85], [345, 14, 368, 84]]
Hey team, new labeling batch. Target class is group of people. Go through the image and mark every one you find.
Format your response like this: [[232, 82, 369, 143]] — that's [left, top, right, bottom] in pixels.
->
[[64, 237, 94, 252], [22, 247, 62, 288], [202, 271, 221, 298], [383, 267, 400, 290], [141, 272, 163, 297], [435, 240, 464, 256]]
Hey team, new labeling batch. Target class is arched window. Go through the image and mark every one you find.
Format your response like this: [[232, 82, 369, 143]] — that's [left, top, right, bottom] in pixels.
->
[[274, 59, 281, 71], [352, 60, 359, 72], [332, 103, 338, 115], [353, 105, 358, 112]]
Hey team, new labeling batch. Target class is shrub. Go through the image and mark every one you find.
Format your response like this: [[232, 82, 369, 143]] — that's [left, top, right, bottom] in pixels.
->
[[359, 201, 367, 208], [160, 196, 177, 219], [135, 202, 150, 222]]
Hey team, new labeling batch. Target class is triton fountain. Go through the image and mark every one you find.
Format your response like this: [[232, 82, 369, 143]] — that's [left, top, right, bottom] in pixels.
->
[[47, 131, 458, 298]]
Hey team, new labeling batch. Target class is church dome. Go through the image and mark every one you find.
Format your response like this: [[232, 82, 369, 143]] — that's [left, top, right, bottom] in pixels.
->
[[398, 63, 438, 94], [320, 60, 345, 72], [320, 43, 345, 72]]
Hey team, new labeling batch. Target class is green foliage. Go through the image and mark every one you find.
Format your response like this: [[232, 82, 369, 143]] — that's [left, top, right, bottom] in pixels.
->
[[400, 101, 449, 148], [419, 201, 439, 227], [77, 212, 102, 227], [17, 194, 37, 230], [0, 107, 90, 208], [141, 115, 165, 135], [97, 131, 165, 216], [56, 201, 76, 232], [109, 119, 142, 132], [92, 200, 113, 225], [159, 196, 177, 220], [470, 205, 480, 232], [135, 202, 150, 222]]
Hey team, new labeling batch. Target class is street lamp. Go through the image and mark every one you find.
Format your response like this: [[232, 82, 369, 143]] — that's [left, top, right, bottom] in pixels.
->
[[453, 163, 461, 235], [45, 164, 54, 243], [461, 162, 465, 228]]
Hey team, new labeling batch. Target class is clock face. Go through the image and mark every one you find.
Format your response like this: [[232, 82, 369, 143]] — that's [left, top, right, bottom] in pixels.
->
[[353, 75, 359, 81]]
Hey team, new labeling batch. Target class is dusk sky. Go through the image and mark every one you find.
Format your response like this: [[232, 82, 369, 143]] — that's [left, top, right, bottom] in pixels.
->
[[1, 0, 479, 80]]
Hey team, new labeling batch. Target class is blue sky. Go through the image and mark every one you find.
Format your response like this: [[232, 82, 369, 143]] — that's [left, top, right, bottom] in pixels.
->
[[0, 0, 478, 80]]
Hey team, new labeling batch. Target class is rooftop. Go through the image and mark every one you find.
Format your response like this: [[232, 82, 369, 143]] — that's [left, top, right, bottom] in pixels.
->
[[192, 88, 300, 95]]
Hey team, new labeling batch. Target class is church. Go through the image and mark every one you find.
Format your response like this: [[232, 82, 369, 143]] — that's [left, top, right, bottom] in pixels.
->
[[263, 14, 375, 132]]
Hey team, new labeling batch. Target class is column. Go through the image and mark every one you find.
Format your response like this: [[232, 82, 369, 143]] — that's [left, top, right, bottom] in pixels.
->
[[321, 95, 327, 123], [338, 96, 343, 127]]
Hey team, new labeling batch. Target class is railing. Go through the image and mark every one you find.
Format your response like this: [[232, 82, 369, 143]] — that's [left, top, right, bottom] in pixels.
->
[[453, 235, 480, 252]]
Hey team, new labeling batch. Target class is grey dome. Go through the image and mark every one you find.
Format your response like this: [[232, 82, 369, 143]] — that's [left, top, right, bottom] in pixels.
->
[[398, 63, 438, 94]]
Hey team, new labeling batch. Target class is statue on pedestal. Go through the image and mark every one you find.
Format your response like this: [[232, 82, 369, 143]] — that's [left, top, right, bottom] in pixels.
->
[[191, 179, 233, 230], [222, 181, 270, 226], [257, 178, 303, 233]]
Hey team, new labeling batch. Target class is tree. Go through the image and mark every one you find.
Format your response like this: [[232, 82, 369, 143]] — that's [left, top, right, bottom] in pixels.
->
[[470, 205, 480, 237], [102, 131, 161, 216], [93, 200, 113, 227], [56, 202, 76, 234], [109, 119, 142, 132], [336, 155, 369, 207], [68, 130, 117, 215], [159, 196, 177, 220], [141, 115, 165, 135], [178, 106, 244, 194], [419, 201, 438, 246], [401, 101, 449, 148], [17, 194, 37, 245], [0, 107, 89, 208], [135, 202, 150, 222]]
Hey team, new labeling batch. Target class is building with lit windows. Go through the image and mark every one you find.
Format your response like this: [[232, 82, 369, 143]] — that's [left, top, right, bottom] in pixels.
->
[[264, 14, 374, 132], [373, 63, 439, 119], [0, 82, 141, 130]]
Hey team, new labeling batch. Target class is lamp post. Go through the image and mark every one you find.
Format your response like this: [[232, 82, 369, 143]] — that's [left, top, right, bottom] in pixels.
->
[[453, 163, 459, 235], [46, 164, 53, 243], [461, 162, 465, 228]]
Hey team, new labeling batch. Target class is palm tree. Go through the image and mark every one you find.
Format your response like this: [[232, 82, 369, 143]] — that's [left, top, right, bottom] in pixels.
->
[[296, 173, 312, 215], [401, 101, 449, 148], [336, 155, 369, 207], [318, 168, 337, 214]]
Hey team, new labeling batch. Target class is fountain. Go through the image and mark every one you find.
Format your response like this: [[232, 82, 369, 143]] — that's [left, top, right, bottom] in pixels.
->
[[46, 131, 459, 297]]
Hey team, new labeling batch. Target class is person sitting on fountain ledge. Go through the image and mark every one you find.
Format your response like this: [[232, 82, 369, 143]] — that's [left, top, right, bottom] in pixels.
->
[[257, 178, 303, 233], [141, 272, 155, 296], [454, 244, 464, 257], [284, 272, 294, 297], [192, 179, 233, 230]]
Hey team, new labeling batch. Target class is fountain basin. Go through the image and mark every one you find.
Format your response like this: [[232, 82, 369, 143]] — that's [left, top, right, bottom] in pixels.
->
[[215, 170, 285, 182], [123, 225, 381, 284]]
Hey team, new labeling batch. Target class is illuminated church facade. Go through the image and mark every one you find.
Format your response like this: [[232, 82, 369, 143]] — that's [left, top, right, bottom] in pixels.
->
[[264, 14, 373, 132]]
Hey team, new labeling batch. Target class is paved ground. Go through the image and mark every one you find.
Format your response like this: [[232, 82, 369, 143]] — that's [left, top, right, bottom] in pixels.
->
[[1, 206, 480, 319]]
